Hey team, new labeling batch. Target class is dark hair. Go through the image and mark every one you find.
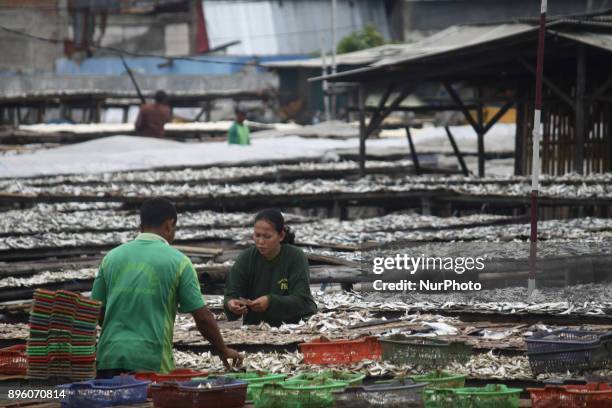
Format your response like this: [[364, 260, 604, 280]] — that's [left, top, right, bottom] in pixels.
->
[[154, 90, 168, 104], [140, 197, 177, 228], [254, 208, 295, 244]]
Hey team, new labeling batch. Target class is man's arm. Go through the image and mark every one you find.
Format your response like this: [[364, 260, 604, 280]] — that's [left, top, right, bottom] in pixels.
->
[[191, 306, 243, 369], [176, 257, 243, 369]]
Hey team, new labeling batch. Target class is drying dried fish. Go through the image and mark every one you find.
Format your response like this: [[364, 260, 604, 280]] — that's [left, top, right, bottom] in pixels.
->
[[317, 286, 612, 317], [6, 173, 612, 200], [2, 159, 412, 188], [5, 167, 612, 190], [0, 323, 30, 339], [3, 213, 612, 252], [0, 206, 310, 236], [172, 348, 557, 380]]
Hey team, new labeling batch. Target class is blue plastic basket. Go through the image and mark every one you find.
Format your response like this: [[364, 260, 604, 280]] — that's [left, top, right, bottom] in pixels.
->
[[525, 329, 612, 374], [525, 330, 611, 354], [57, 375, 150, 407]]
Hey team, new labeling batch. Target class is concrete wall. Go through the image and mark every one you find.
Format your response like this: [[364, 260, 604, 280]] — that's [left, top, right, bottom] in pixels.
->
[[0, 1, 193, 73], [0, 3, 69, 72], [96, 12, 191, 56]]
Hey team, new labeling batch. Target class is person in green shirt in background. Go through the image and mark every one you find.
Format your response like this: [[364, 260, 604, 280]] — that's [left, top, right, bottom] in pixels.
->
[[227, 107, 250, 145], [92, 198, 242, 378], [224, 209, 318, 327]]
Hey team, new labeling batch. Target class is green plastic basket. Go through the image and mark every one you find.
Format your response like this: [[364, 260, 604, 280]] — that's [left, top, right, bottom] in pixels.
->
[[290, 371, 365, 386], [424, 384, 522, 408], [217, 372, 288, 401], [333, 379, 427, 408], [409, 371, 467, 389], [380, 335, 472, 368], [254, 379, 347, 408]]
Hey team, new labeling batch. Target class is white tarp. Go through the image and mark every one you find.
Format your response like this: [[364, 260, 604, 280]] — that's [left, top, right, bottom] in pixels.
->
[[0, 124, 516, 178]]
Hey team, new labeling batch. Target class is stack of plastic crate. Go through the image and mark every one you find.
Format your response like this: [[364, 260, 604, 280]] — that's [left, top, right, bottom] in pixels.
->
[[26, 289, 101, 380]]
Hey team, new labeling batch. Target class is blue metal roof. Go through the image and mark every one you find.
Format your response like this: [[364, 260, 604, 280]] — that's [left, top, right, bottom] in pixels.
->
[[54, 54, 310, 75]]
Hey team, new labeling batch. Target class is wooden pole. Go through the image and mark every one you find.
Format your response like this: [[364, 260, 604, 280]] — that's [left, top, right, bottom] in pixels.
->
[[528, 0, 547, 296], [358, 85, 367, 176], [120, 55, 146, 105], [444, 126, 469, 176], [575, 45, 586, 174], [405, 127, 421, 175], [477, 100, 485, 177]]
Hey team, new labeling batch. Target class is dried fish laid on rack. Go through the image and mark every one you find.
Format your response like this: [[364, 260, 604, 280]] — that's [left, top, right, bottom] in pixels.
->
[[0, 160, 414, 188], [7, 169, 612, 191], [0, 268, 97, 289], [0, 206, 310, 236], [317, 285, 612, 316], [291, 218, 612, 246], [172, 349, 553, 380], [0, 323, 30, 339], [3, 215, 610, 250], [0, 226, 252, 251], [6, 173, 612, 200], [361, 239, 612, 265], [0, 210, 546, 251]]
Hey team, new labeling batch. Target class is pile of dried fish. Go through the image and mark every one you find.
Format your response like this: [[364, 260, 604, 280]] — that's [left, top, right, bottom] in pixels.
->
[[371, 237, 612, 259], [0, 323, 29, 339], [5, 168, 612, 190], [0, 206, 310, 236], [318, 286, 612, 316], [172, 349, 551, 380], [0, 268, 97, 289], [5, 174, 612, 200], [293, 217, 612, 246], [3, 214, 612, 252], [0, 160, 413, 189]]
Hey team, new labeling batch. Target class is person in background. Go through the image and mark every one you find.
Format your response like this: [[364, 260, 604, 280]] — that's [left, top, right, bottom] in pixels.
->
[[92, 197, 242, 377], [135, 90, 172, 138], [227, 107, 250, 145], [224, 209, 317, 326]]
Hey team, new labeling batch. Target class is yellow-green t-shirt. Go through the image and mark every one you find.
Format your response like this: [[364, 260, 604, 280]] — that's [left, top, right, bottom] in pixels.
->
[[91, 233, 205, 373]]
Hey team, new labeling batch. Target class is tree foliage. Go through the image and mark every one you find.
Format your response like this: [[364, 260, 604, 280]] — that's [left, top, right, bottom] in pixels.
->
[[337, 24, 385, 54]]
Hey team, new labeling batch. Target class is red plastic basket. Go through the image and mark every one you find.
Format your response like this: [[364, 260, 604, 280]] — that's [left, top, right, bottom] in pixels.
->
[[299, 336, 381, 365], [134, 369, 209, 398], [134, 368, 209, 383], [528, 382, 612, 408], [150, 377, 247, 408], [0, 345, 28, 375]]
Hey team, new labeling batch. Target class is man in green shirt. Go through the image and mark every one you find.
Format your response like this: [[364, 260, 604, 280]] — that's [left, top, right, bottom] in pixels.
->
[[92, 198, 242, 377], [227, 107, 250, 145]]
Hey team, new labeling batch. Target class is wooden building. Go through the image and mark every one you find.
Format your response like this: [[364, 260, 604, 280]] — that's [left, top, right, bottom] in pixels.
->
[[315, 10, 612, 176]]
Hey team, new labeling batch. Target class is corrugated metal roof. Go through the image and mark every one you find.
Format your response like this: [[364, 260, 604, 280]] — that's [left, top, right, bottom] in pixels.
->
[[552, 30, 612, 52], [268, 24, 535, 69], [371, 23, 536, 66], [263, 44, 408, 68], [202, 0, 390, 55], [311, 20, 612, 82]]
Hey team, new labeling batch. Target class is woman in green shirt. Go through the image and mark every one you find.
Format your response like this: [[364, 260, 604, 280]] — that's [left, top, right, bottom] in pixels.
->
[[224, 209, 317, 326]]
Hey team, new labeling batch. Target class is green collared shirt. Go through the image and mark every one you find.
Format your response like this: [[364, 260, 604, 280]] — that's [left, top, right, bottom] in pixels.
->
[[92, 233, 205, 373], [227, 122, 250, 145]]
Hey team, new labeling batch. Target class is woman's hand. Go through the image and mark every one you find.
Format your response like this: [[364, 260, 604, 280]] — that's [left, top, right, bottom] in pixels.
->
[[227, 299, 248, 315], [247, 296, 270, 312]]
